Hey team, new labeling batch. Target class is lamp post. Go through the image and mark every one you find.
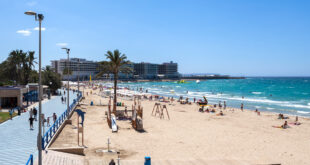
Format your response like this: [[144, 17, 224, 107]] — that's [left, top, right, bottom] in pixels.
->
[[24, 11, 44, 165], [62, 48, 70, 118], [78, 59, 80, 104]]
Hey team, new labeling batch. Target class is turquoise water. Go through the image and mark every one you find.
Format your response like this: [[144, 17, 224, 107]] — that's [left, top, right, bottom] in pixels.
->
[[119, 77, 310, 117]]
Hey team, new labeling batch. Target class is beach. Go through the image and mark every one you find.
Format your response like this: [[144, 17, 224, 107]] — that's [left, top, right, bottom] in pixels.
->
[[49, 86, 310, 165]]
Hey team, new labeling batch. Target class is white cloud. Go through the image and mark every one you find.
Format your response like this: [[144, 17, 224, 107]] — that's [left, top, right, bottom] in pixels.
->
[[16, 30, 31, 36], [56, 43, 68, 47], [27, 1, 37, 7], [33, 27, 46, 31]]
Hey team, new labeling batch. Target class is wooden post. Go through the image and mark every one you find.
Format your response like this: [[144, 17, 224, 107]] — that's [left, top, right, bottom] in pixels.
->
[[162, 105, 170, 120], [82, 126, 84, 146], [77, 114, 79, 146]]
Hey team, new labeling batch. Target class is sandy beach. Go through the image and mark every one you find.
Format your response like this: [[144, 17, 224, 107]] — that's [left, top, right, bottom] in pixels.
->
[[50, 86, 310, 165]]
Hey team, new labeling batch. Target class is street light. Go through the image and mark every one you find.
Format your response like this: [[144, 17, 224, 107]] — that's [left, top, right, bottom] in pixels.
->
[[24, 10, 44, 165], [77, 58, 80, 105], [62, 47, 70, 118]]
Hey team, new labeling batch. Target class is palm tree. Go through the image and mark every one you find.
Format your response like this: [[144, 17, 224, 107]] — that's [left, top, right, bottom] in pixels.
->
[[26, 51, 36, 82], [7, 50, 24, 85], [96, 49, 132, 114]]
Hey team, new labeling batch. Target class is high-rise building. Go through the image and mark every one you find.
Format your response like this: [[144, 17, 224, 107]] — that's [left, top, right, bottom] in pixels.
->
[[51, 58, 179, 80], [134, 62, 159, 79], [51, 58, 99, 80], [158, 61, 179, 78]]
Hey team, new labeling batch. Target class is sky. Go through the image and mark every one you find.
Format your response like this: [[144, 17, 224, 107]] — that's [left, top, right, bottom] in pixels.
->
[[0, 0, 309, 76]]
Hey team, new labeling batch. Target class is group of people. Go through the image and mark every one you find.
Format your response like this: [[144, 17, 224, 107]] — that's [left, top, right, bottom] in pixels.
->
[[275, 114, 301, 129], [61, 96, 67, 104], [28, 106, 58, 130], [28, 107, 38, 130]]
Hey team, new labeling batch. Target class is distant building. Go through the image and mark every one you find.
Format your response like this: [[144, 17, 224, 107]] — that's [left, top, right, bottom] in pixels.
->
[[51, 58, 179, 80], [134, 62, 159, 79], [51, 58, 99, 81], [158, 61, 179, 78]]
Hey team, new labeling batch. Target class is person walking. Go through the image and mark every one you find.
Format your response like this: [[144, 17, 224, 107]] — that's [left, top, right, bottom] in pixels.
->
[[9, 109, 13, 120], [29, 116, 34, 130], [33, 107, 37, 121], [241, 103, 244, 111], [109, 159, 115, 165], [29, 108, 33, 118], [53, 113, 57, 123], [47, 117, 50, 126], [18, 108, 21, 116]]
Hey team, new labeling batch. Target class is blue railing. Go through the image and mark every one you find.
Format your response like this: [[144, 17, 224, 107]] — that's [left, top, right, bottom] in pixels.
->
[[25, 154, 33, 165], [42, 91, 82, 150]]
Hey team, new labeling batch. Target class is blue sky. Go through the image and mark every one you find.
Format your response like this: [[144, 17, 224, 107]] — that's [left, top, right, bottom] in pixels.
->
[[0, 0, 309, 76]]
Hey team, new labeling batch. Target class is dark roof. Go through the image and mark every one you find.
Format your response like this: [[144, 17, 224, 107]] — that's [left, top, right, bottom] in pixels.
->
[[0, 86, 25, 90]]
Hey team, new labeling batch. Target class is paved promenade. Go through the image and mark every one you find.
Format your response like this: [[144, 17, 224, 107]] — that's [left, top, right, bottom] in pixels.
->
[[0, 90, 77, 165]]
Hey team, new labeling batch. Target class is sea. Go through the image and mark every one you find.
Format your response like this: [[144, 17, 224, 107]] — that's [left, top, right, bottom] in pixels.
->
[[117, 77, 310, 117]]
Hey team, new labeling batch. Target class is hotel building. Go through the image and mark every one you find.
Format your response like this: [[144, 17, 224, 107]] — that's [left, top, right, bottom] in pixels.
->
[[51, 58, 99, 81]]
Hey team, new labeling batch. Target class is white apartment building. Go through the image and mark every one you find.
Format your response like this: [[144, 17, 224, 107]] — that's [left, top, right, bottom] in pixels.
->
[[51, 58, 99, 81]]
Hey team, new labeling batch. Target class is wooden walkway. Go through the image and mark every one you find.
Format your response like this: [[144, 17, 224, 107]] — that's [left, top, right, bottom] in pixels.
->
[[34, 150, 84, 165], [34, 150, 280, 165]]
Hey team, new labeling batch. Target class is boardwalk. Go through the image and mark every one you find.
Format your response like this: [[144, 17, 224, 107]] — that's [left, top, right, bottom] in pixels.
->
[[0, 90, 77, 165]]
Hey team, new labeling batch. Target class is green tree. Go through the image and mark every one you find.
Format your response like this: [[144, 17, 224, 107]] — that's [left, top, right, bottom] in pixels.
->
[[96, 50, 132, 114], [2, 50, 37, 85], [23, 51, 36, 84], [42, 66, 62, 94]]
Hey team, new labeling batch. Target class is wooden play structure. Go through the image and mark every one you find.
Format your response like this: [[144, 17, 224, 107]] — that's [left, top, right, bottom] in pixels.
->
[[106, 97, 118, 132], [152, 103, 170, 120], [107, 98, 112, 128], [131, 97, 144, 131]]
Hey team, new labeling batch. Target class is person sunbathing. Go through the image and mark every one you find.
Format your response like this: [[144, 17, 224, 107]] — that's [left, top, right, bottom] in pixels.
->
[[216, 111, 224, 116], [255, 109, 260, 115], [205, 108, 209, 113], [278, 113, 283, 119], [211, 109, 216, 113], [281, 121, 289, 129], [291, 116, 301, 125], [199, 106, 204, 112]]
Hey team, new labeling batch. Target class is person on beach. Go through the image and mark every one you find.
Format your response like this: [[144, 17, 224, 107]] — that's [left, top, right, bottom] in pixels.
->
[[29, 116, 34, 130], [224, 101, 226, 110], [109, 159, 115, 165], [33, 107, 37, 121], [240, 103, 244, 111], [217, 110, 224, 116], [199, 106, 204, 112], [193, 97, 196, 103], [281, 121, 289, 129], [293, 116, 301, 125], [255, 109, 261, 116]]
